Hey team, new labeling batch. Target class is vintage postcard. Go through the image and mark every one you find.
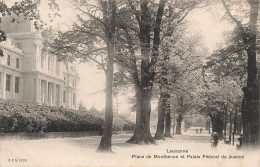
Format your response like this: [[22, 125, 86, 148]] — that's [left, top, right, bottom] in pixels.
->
[[0, 0, 259, 167]]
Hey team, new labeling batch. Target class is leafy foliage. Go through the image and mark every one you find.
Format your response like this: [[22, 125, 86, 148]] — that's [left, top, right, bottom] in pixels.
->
[[0, 100, 134, 133]]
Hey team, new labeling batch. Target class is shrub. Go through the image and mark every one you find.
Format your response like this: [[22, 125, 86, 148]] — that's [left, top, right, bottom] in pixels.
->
[[0, 100, 135, 133]]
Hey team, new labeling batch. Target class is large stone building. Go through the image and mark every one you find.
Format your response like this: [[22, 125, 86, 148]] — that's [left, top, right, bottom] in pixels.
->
[[0, 17, 79, 109]]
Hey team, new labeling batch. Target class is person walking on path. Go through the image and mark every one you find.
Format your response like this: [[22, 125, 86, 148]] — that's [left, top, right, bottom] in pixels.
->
[[211, 132, 219, 148]]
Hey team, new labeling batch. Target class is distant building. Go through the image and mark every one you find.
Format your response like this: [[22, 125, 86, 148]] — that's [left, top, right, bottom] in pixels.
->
[[0, 16, 79, 109]]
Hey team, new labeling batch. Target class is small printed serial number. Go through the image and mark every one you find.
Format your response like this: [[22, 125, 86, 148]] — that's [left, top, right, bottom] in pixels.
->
[[8, 158, 27, 163]]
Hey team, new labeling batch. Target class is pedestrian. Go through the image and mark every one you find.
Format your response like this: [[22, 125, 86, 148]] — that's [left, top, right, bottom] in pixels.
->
[[196, 129, 198, 134], [200, 128, 203, 134], [211, 132, 218, 148], [238, 134, 243, 146], [236, 134, 243, 150]]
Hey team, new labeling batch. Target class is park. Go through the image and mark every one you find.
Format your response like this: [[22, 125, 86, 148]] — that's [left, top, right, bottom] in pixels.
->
[[0, 0, 259, 167]]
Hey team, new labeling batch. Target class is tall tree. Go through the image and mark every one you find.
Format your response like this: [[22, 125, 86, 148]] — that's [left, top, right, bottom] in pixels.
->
[[121, 0, 167, 144], [45, 0, 117, 152], [116, 0, 204, 144], [220, 0, 259, 146], [98, 0, 117, 152]]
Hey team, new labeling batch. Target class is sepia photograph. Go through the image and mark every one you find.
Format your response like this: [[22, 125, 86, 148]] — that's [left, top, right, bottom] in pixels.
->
[[0, 0, 259, 167]]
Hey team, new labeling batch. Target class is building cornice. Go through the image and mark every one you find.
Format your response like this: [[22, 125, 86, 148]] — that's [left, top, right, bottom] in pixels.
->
[[0, 44, 24, 56], [7, 32, 43, 41], [63, 85, 78, 91], [63, 71, 80, 79], [23, 70, 64, 83], [0, 64, 23, 73]]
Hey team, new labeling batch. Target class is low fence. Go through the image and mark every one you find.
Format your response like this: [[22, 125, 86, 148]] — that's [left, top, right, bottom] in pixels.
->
[[0, 130, 134, 140]]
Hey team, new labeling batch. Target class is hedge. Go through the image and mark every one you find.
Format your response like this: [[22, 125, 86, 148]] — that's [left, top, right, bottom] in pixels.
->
[[0, 100, 135, 133]]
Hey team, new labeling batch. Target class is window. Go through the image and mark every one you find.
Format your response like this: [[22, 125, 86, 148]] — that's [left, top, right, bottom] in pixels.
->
[[41, 54, 45, 69], [48, 55, 52, 71], [72, 79, 77, 87], [73, 93, 76, 105], [63, 91, 66, 103], [16, 58, 19, 69], [15, 77, 19, 93], [56, 85, 60, 105], [71, 67, 76, 73], [64, 76, 66, 84], [48, 83, 54, 104], [7, 55, 11, 66], [6, 74, 11, 91], [15, 43, 21, 49], [56, 61, 60, 74]]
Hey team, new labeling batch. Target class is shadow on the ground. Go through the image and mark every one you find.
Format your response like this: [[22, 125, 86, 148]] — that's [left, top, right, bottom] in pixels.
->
[[65, 132, 213, 150], [65, 134, 135, 148]]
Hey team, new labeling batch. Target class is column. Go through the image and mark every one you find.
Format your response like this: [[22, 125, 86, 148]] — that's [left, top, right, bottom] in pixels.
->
[[35, 78, 38, 102], [60, 85, 63, 107], [76, 90, 78, 109], [12, 73, 15, 100], [39, 79, 41, 102], [2, 70, 5, 99], [68, 89, 71, 109], [53, 83, 56, 105], [38, 79, 41, 102], [45, 81, 48, 104], [48, 82, 52, 105], [41, 80, 45, 103], [56, 84, 60, 107]]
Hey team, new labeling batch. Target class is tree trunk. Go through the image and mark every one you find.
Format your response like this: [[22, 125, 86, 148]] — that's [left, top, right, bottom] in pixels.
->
[[209, 121, 211, 134], [236, 122, 242, 135], [221, 0, 260, 147], [233, 108, 238, 146], [172, 110, 175, 135], [224, 106, 228, 139], [154, 93, 166, 140], [211, 117, 224, 138], [127, 0, 166, 145], [235, 114, 242, 135], [184, 121, 187, 132], [127, 88, 155, 144], [175, 114, 182, 135], [97, 0, 116, 152], [98, 71, 113, 152], [242, 86, 260, 146], [164, 106, 171, 137], [229, 112, 232, 144], [206, 121, 210, 131], [242, 0, 259, 147]]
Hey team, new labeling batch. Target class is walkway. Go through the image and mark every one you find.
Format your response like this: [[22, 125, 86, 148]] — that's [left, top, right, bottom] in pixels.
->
[[0, 128, 258, 167]]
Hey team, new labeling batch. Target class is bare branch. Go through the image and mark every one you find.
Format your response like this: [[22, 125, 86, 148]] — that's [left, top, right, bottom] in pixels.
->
[[74, 49, 107, 71], [71, 2, 109, 33], [221, 0, 242, 27]]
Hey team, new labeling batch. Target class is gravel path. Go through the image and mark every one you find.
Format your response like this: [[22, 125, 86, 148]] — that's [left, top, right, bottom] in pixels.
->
[[0, 129, 259, 167]]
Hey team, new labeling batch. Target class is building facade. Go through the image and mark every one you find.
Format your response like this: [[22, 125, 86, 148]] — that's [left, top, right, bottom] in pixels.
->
[[0, 17, 79, 109]]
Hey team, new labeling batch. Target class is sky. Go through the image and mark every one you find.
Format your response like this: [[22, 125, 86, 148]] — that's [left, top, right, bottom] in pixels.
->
[[51, 1, 233, 112], [7, 0, 234, 112]]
